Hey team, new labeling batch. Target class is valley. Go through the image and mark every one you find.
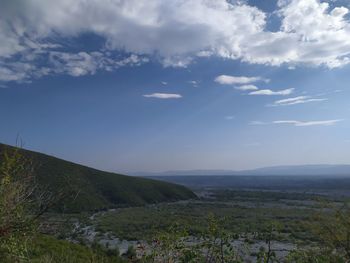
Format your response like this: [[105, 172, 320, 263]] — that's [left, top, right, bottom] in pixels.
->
[[1, 143, 350, 261], [41, 179, 349, 261]]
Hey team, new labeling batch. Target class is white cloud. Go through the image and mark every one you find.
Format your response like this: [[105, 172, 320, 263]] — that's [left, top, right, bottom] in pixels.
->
[[161, 81, 168, 85], [49, 52, 148, 76], [235, 85, 259, 91], [249, 88, 294, 96], [225, 115, 235, 120], [271, 96, 327, 106], [2, 0, 350, 82], [188, 80, 199, 87], [143, 93, 182, 99], [249, 121, 267, 125], [274, 0, 350, 68], [49, 51, 102, 77], [273, 119, 343, 126], [0, 66, 28, 82], [215, 75, 267, 85], [0, 51, 148, 82], [196, 50, 213, 57]]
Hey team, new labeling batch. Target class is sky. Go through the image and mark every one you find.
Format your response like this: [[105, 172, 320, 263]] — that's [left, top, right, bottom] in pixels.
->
[[1, 0, 350, 173]]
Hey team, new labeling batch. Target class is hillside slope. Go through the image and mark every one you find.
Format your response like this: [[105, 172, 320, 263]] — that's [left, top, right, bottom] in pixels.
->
[[0, 143, 196, 212]]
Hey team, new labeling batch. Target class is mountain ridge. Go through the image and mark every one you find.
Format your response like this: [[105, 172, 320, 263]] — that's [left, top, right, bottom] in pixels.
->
[[0, 143, 196, 212]]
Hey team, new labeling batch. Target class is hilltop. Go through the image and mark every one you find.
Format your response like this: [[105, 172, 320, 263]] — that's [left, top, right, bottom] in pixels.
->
[[0, 143, 196, 212]]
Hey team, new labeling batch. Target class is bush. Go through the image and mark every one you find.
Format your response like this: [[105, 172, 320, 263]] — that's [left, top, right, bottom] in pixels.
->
[[0, 148, 36, 261]]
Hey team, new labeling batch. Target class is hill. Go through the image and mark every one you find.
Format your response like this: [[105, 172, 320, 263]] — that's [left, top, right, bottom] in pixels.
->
[[0, 143, 196, 212]]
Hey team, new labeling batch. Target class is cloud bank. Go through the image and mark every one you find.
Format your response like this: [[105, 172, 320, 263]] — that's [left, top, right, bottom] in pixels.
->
[[1, 0, 350, 82]]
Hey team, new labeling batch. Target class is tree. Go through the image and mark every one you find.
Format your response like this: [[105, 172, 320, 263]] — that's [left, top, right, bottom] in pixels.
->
[[146, 214, 242, 263], [0, 146, 70, 262], [286, 201, 350, 263], [0, 147, 38, 261], [256, 222, 281, 263]]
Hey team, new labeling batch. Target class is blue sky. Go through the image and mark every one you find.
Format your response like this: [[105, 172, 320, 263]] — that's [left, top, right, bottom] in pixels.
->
[[1, 0, 350, 173]]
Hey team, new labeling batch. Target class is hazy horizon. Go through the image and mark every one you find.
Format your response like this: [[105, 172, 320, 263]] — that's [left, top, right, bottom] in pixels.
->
[[1, 0, 350, 173]]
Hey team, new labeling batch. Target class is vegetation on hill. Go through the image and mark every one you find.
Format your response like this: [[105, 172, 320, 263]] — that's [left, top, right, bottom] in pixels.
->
[[0, 143, 196, 212], [30, 235, 125, 263], [2, 143, 350, 262]]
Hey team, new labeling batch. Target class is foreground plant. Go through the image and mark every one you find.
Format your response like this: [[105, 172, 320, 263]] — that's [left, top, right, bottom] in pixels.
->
[[0, 146, 71, 262], [0, 147, 37, 261], [142, 214, 243, 263]]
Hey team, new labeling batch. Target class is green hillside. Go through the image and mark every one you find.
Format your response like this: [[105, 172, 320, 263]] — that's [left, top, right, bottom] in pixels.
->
[[0, 143, 196, 212]]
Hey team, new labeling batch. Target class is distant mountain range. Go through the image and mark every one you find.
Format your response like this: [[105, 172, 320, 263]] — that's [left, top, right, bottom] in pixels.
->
[[137, 164, 350, 177], [0, 143, 196, 212]]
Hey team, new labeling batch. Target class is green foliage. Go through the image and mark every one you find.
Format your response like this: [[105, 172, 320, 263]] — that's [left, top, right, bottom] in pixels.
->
[[30, 235, 125, 263], [306, 202, 350, 261], [0, 148, 36, 262], [94, 200, 311, 241], [286, 248, 346, 263], [143, 215, 243, 263], [3, 143, 350, 262], [255, 222, 281, 263], [124, 245, 137, 260], [200, 214, 242, 263], [0, 143, 196, 213], [211, 189, 322, 203], [0, 145, 127, 262], [146, 224, 194, 262]]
